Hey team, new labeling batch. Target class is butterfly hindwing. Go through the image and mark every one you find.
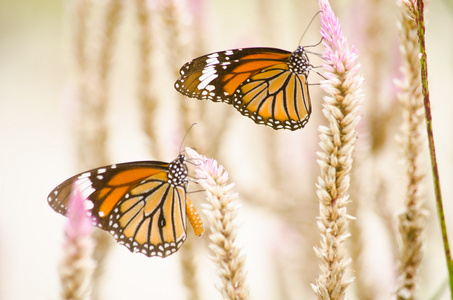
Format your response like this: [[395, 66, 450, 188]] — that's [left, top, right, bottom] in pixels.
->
[[232, 61, 311, 129], [108, 166, 187, 257]]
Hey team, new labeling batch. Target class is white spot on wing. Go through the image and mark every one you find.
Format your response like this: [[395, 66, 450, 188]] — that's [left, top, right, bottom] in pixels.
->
[[206, 57, 219, 65], [197, 74, 218, 90], [78, 172, 91, 179], [207, 53, 219, 58], [199, 66, 216, 80], [85, 201, 94, 210]]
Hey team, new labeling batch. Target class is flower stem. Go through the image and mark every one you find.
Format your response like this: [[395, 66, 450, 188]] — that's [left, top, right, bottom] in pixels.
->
[[415, 0, 453, 296]]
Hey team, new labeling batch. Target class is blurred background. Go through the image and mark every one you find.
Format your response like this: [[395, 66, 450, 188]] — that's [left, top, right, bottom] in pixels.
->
[[1, 0, 453, 299]]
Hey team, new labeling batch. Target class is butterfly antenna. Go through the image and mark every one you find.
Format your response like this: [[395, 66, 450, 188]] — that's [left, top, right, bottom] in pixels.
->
[[305, 49, 323, 56], [188, 188, 206, 194], [304, 36, 324, 49], [309, 68, 327, 80], [179, 123, 197, 154], [298, 11, 322, 46]]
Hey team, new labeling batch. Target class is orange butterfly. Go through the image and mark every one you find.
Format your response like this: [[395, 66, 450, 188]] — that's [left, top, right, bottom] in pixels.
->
[[48, 155, 204, 258], [175, 46, 313, 130]]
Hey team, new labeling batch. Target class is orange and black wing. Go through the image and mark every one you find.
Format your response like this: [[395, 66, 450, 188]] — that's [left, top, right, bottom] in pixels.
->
[[175, 46, 312, 130], [48, 155, 204, 258]]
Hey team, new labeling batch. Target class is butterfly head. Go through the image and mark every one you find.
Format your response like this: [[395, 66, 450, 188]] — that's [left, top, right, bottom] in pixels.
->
[[288, 46, 311, 76], [167, 154, 188, 187]]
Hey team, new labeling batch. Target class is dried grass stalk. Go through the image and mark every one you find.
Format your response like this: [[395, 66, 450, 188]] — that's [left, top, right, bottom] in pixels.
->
[[395, 1, 427, 299], [71, 0, 123, 296], [135, 0, 162, 159], [77, 0, 122, 168]]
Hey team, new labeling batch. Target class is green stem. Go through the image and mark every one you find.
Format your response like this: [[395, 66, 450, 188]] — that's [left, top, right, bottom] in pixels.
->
[[416, 0, 453, 297]]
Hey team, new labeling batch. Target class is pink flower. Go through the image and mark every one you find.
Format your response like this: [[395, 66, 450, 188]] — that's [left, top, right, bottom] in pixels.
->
[[64, 184, 93, 241], [60, 184, 94, 300], [185, 147, 248, 300], [319, 0, 360, 79], [313, 1, 364, 299]]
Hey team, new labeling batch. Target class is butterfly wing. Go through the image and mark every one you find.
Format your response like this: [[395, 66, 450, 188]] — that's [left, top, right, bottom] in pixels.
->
[[175, 47, 312, 130], [48, 155, 203, 258]]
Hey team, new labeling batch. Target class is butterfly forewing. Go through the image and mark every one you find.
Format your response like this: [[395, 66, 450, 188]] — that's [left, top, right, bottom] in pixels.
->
[[175, 46, 313, 130], [47, 155, 203, 258], [175, 48, 290, 102]]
